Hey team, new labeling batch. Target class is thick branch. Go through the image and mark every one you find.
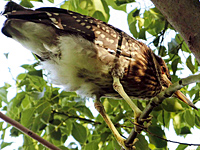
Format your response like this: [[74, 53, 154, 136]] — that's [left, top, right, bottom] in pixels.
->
[[125, 73, 200, 148], [0, 112, 61, 150], [151, 0, 200, 63]]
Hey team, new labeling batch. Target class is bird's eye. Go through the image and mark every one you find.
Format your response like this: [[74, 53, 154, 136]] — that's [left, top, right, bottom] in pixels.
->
[[161, 66, 166, 74]]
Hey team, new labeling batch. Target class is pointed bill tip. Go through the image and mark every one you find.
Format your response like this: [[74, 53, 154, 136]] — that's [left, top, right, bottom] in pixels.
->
[[174, 90, 198, 110]]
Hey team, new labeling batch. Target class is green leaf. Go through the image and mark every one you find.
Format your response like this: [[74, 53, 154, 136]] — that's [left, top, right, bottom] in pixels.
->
[[176, 144, 188, 150], [154, 19, 165, 34], [75, 106, 94, 118], [58, 146, 69, 150], [50, 126, 62, 141], [112, 138, 121, 150], [84, 141, 99, 150], [60, 120, 73, 136], [23, 136, 36, 150], [10, 127, 20, 137], [137, 16, 144, 29], [92, 11, 106, 22], [79, 0, 110, 22], [148, 126, 167, 148], [168, 38, 179, 54], [20, 0, 34, 8], [175, 34, 190, 53], [133, 9, 140, 17], [171, 57, 180, 75], [138, 28, 146, 40], [195, 116, 200, 128], [0, 122, 3, 130], [173, 114, 182, 135], [180, 126, 191, 135], [107, 98, 119, 107], [1, 142, 12, 149], [149, 7, 164, 19], [48, 0, 54, 3], [153, 36, 160, 47], [115, 0, 135, 6], [105, 0, 126, 12], [186, 55, 195, 74], [35, 101, 51, 120], [127, 8, 138, 25], [17, 73, 26, 80], [157, 110, 170, 128], [72, 122, 87, 143], [30, 0, 43, 2], [21, 94, 31, 109], [28, 70, 43, 77], [4, 53, 9, 59], [129, 21, 138, 38], [100, 131, 110, 143], [184, 110, 195, 127], [41, 105, 51, 123], [162, 98, 183, 112], [158, 46, 167, 57], [32, 114, 45, 132], [10, 92, 26, 108], [197, 146, 200, 150], [0, 87, 8, 104], [21, 108, 35, 127], [196, 106, 200, 117], [61, 0, 88, 15], [134, 134, 149, 150], [102, 98, 113, 114], [143, 10, 152, 28], [102, 141, 113, 150]]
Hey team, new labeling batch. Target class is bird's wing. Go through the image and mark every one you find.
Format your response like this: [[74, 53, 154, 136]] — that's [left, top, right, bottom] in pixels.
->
[[3, 2, 146, 59]]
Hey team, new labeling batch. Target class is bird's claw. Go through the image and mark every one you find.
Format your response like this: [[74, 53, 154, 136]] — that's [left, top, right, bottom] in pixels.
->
[[140, 115, 152, 123], [134, 114, 153, 133], [116, 136, 138, 150]]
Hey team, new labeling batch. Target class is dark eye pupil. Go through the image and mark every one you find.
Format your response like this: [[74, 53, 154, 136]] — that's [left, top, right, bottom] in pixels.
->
[[161, 66, 166, 73]]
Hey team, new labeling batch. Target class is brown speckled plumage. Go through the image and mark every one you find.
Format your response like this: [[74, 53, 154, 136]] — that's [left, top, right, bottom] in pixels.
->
[[1, 1, 170, 100]]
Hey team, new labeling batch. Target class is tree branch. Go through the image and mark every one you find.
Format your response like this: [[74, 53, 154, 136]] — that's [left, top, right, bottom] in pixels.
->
[[150, 0, 200, 63], [145, 127, 200, 147], [53, 110, 102, 125], [123, 73, 200, 149], [0, 112, 61, 150]]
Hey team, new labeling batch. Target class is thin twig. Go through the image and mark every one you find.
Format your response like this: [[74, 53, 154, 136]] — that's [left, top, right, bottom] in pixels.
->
[[53, 110, 101, 125], [145, 128, 200, 146], [130, 121, 200, 147], [0, 112, 61, 150]]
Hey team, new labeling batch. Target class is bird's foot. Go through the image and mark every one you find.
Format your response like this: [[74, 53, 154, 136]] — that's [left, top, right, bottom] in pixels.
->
[[134, 114, 152, 133], [140, 115, 152, 122], [117, 136, 138, 150]]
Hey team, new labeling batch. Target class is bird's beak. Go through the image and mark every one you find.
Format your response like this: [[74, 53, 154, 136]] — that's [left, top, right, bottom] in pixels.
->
[[162, 74, 197, 110], [174, 90, 198, 110]]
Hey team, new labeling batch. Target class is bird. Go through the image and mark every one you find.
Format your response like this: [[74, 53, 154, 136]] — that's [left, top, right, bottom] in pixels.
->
[[1, 1, 197, 149]]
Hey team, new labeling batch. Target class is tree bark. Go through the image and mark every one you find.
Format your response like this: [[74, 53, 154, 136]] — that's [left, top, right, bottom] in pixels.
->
[[151, 0, 200, 63]]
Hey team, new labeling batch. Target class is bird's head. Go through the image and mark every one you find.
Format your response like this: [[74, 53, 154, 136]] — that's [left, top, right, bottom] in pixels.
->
[[153, 53, 197, 110]]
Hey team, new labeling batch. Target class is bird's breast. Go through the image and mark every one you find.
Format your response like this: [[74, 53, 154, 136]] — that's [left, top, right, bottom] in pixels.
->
[[42, 34, 119, 97]]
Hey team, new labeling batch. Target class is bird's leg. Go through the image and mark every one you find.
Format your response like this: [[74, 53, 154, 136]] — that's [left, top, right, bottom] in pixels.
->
[[94, 99, 135, 150], [112, 77, 152, 133], [112, 77, 142, 120]]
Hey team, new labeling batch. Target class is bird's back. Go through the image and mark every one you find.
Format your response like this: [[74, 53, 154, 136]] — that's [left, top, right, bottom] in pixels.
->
[[2, 2, 162, 99]]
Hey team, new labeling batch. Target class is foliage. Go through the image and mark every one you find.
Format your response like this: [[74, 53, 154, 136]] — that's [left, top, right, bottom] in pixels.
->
[[0, 0, 200, 150]]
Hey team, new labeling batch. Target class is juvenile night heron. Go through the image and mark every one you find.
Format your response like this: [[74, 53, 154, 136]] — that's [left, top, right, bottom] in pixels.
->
[[2, 2, 197, 149]]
